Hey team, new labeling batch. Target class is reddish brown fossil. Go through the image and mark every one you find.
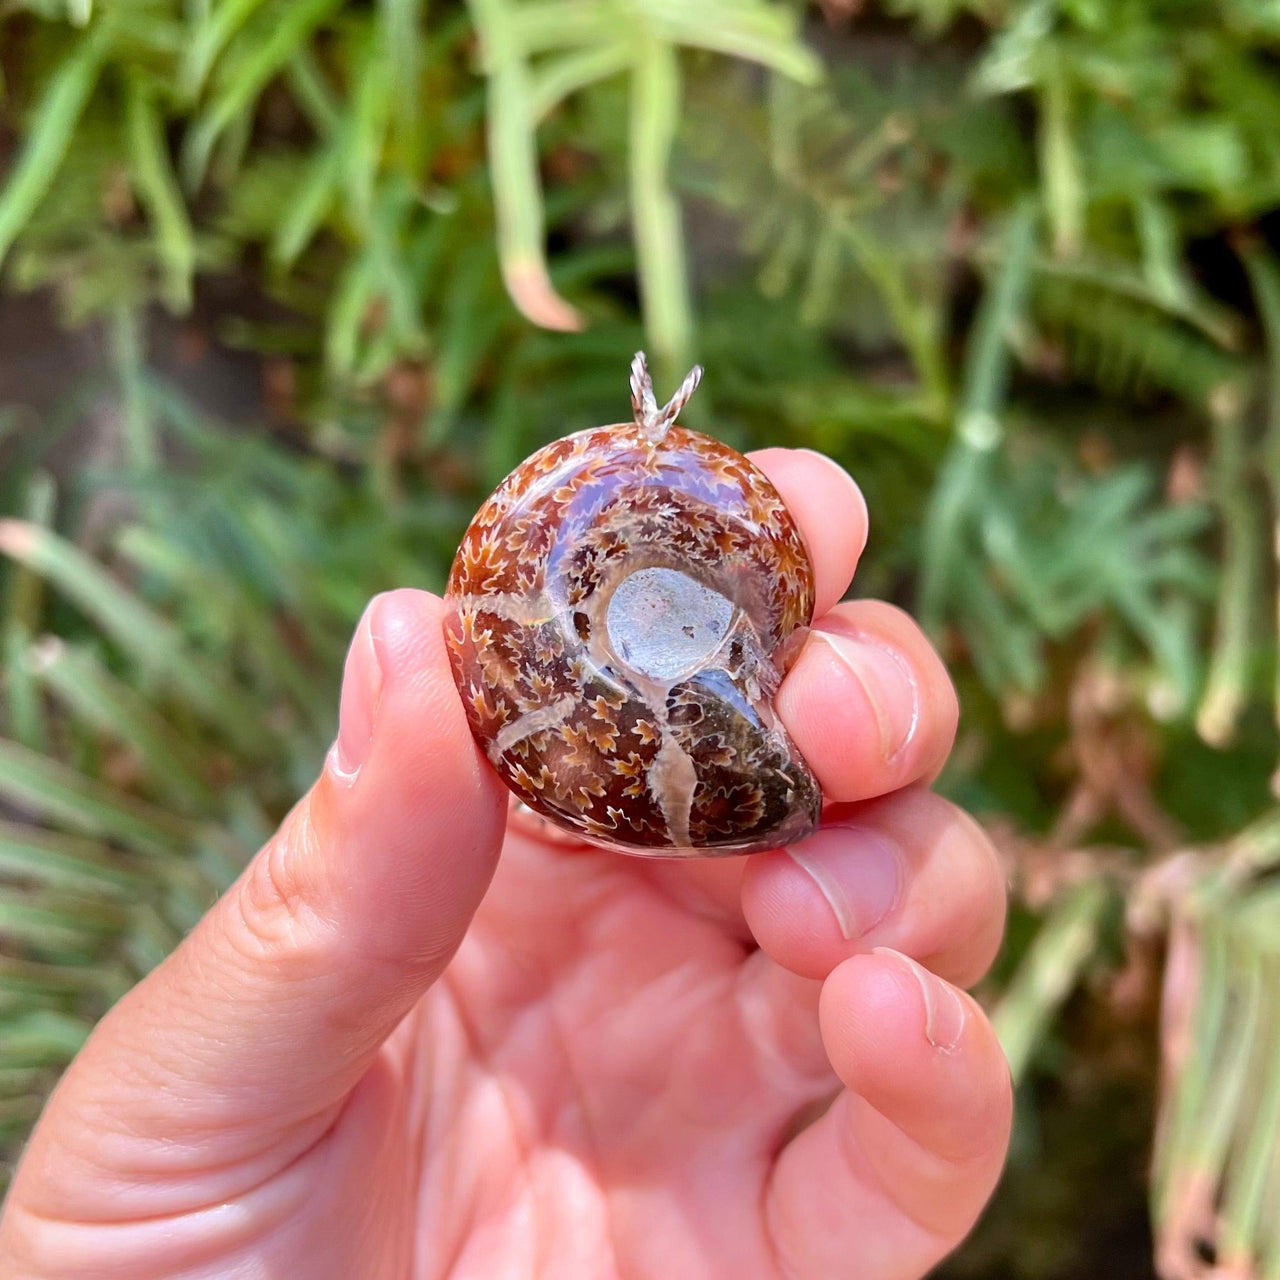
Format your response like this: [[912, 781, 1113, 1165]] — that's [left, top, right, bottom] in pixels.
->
[[443, 353, 822, 856]]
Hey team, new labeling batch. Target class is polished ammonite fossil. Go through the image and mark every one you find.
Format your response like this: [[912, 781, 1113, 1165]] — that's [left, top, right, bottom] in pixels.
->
[[443, 354, 823, 856]]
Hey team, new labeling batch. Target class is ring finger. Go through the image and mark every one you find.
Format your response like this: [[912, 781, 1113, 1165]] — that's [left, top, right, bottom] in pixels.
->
[[741, 787, 1007, 988]]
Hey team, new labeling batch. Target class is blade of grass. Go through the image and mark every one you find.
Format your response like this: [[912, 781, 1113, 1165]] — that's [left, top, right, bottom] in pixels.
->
[[798, 222, 840, 328], [284, 47, 342, 137], [0, 893, 129, 952], [0, 520, 270, 758], [1153, 913, 1228, 1231], [0, 29, 109, 266], [992, 877, 1112, 1082], [0, 1011, 93, 1068], [528, 41, 632, 122], [0, 956, 131, 1002], [466, 0, 584, 331], [1217, 944, 1280, 1271], [505, 0, 617, 53], [0, 819, 146, 896], [842, 220, 949, 413], [181, 0, 275, 95], [379, 0, 424, 168], [1242, 247, 1280, 768], [325, 249, 379, 378], [26, 636, 216, 809], [270, 139, 343, 267], [182, 0, 345, 188], [629, 34, 690, 373], [1135, 195, 1191, 313], [126, 77, 196, 314], [657, 1, 822, 84], [919, 201, 1037, 633], [111, 522, 336, 742], [1196, 384, 1259, 749], [0, 738, 198, 858], [2, 472, 55, 750], [345, 27, 393, 232], [1038, 49, 1083, 259], [1168, 927, 1263, 1263], [423, 241, 505, 445]]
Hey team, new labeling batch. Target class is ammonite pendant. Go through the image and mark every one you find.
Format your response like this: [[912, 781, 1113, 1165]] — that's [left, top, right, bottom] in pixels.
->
[[444, 354, 823, 857]]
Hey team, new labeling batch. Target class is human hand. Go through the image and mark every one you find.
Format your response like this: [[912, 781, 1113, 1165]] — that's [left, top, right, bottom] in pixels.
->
[[0, 450, 1010, 1280]]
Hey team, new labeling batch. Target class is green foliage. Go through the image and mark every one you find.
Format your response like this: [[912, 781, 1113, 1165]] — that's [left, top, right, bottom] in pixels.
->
[[0, 378, 464, 1159], [464, 0, 819, 371], [4, 0, 1280, 1273]]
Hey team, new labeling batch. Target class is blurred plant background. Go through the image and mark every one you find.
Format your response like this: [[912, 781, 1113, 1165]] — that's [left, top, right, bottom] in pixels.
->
[[3, 0, 1280, 1274]]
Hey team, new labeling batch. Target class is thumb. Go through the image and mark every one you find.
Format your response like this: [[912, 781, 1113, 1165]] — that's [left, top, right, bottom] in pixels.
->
[[12, 589, 506, 1207]]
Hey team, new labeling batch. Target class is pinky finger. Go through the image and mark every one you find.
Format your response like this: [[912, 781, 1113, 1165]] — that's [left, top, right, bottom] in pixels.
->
[[764, 950, 1012, 1280]]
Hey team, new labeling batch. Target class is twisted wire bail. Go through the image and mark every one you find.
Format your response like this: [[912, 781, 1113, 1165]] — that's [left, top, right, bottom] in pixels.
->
[[654, 363, 703, 434], [630, 352, 704, 439], [630, 352, 660, 431]]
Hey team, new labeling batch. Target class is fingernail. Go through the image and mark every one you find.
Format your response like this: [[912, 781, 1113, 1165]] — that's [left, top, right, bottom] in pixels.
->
[[814, 627, 920, 763], [331, 598, 387, 781], [876, 948, 967, 1054], [786, 825, 903, 939]]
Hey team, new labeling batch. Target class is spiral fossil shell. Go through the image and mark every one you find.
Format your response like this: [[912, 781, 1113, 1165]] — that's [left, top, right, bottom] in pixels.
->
[[443, 354, 823, 856]]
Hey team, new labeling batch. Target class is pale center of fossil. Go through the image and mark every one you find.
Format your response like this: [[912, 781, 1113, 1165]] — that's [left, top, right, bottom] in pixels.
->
[[605, 566, 734, 681]]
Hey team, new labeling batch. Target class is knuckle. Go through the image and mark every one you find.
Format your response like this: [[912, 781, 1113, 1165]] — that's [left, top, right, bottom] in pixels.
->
[[229, 799, 338, 965]]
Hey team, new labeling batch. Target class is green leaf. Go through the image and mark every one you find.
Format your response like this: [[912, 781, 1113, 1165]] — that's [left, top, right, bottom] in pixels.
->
[[467, 0, 819, 345], [0, 892, 129, 952], [126, 78, 196, 313], [182, 0, 275, 96], [0, 819, 146, 897], [344, 27, 393, 232], [25, 636, 216, 809], [467, 0, 586, 332], [0, 30, 108, 267], [0, 521, 271, 759], [918, 202, 1038, 632], [0, 738, 198, 858], [629, 35, 690, 370], [528, 42, 631, 121], [0, 956, 129, 1003], [2, 472, 56, 751], [182, 0, 346, 188], [270, 142, 343, 267], [379, 0, 425, 164], [0, 1011, 93, 1069], [994, 878, 1114, 1081]]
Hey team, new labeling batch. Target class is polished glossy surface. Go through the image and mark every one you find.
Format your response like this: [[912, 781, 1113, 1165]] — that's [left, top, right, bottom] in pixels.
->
[[444, 355, 822, 856]]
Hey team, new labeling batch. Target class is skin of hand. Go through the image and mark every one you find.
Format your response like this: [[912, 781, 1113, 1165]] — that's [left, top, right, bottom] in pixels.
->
[[0, 450, 1011, 1280]]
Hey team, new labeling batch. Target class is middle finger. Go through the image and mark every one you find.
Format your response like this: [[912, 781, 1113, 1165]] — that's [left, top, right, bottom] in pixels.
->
[[778, 598, 960, 805]]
